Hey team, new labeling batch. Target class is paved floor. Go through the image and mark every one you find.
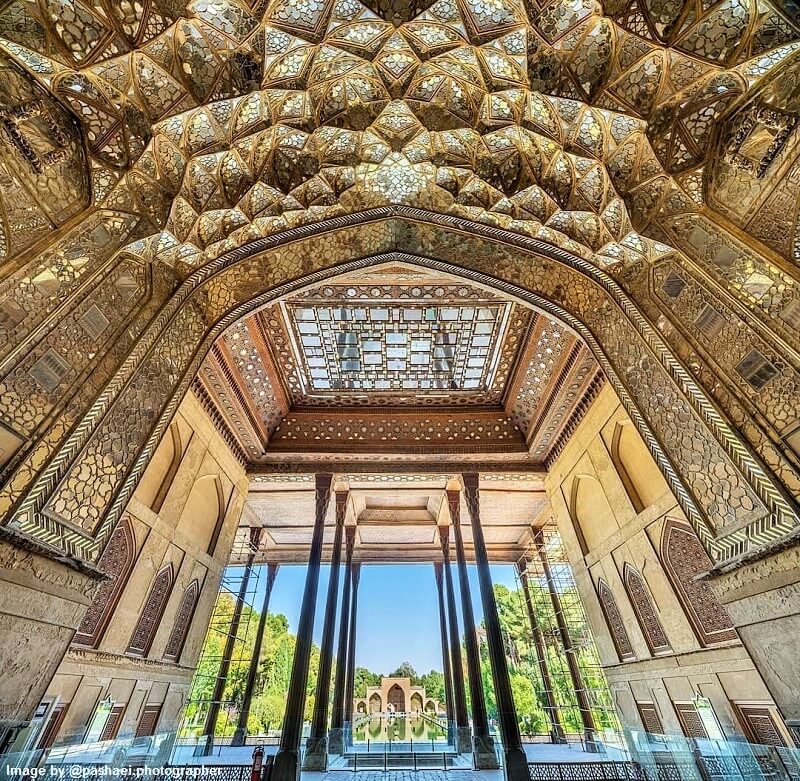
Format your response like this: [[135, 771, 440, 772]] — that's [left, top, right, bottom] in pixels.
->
[[173, 740, 628, 767]]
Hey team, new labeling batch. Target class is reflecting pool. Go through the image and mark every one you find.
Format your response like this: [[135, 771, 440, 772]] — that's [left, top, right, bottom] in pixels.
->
[[351, 714, 450, 752]]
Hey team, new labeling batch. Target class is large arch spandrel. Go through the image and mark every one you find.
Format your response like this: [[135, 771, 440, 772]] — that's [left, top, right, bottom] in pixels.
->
[[1, 209, 796, 570]]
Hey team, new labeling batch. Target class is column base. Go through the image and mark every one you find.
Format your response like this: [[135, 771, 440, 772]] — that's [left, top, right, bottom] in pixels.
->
[[456, 725, 472, 754], [302, 736, 329, 771], [231, 727, 246, 747], [472, 734, 500, 769], [584, 729, 599, 753], [271, 748, 302, 781], [328, 727, 344, 754], [503, 745, 530, 781]]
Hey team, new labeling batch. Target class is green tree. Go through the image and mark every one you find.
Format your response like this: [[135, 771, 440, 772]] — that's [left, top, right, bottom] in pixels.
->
[[354, 667, 380, 697], [418, 669, 445, 703], [389, 661, 419, 682]]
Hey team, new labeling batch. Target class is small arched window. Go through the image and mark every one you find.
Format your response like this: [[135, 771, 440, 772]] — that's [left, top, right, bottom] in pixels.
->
[[164, 579, 201, 662], [622, 563, 671, 655], [661, 518, 737, 646], [127, 562, 175, 657], [596, 578, 635, 662], [72, 518, 136, 648]]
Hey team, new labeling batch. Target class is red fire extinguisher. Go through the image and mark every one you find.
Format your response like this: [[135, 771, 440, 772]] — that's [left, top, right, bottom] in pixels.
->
[[251, 744, 264, 781]]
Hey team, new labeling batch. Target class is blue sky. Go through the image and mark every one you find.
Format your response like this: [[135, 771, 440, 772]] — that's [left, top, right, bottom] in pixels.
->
[[241, 562, 520, 674]]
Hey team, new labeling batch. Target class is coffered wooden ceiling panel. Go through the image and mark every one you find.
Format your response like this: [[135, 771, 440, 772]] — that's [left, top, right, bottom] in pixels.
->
[[194, 263, 604, 469]]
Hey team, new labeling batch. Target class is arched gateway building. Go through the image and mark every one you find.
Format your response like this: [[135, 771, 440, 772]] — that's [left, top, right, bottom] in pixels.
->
[[1, 0, 800, 777]]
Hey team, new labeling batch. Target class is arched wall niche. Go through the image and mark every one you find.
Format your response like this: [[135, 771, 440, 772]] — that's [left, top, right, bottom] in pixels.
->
[[660, 517, 738, 647], [605, 420, 668, 513], [596, 577, 635, 663], [71, 516, 136, 648], [134, 421, 187, 513], [568, 472, 619, 554], [174, 473, 226, 552], [621, 563, 671, 656], [1, 210, 797, 571]]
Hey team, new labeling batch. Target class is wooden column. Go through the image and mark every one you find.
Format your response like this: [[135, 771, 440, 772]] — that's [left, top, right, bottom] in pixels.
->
[[329, 525, 355, 753], [232, 562, 279, 746], [343, 562, 361, 742], [516, 559, 566, 743], [462, 473, 528, 781], [439, 524, 471, 753], [434, 562, 456, 744], [272, 474, 333, 781], [447, 484, 498, 768], [533, 528, 598, 751], [304, 486, 348, 769], [202, 526, 261, 756]]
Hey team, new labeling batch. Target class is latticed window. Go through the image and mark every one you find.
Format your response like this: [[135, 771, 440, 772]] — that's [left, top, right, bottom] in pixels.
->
[[72, 518, 135, 648], [636, 702, 663, 735], [660, 518, 737, 646], [127, 563, 174, 657], [736, 705, 787, 747], [136, 704, 162, 738], [164, 579, 200, 662], [675, 703, 708, 739], [622, 563, 671, 655], [596, 578, 635, 661]]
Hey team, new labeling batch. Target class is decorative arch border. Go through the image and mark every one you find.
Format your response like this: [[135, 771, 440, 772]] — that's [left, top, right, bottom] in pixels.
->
[[4, 207, 798, 567]]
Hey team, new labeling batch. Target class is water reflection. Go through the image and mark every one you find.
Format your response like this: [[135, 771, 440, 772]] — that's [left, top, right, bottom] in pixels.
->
[[352, 714, 449, 751]]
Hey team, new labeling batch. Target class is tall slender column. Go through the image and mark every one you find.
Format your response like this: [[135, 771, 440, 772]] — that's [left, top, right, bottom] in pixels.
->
[[447, 484, 498, 769], [516, 559, 565, 744], [462, 474, 528, 781], [202, 527, 261, 756], [272, 474, 333, 781], [232, 562, 280, 746], [533, 528, 598, 752], [304, 487, 348, 769], [439, 524, 471, 753], [434, 563, 456, 746], [329, 525, 355, 753], [343, 562, 361, 743]]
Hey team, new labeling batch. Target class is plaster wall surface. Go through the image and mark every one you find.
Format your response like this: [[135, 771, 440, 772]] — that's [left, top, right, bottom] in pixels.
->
[[35, 392, 247, 748], [545, 384, 793, 747]]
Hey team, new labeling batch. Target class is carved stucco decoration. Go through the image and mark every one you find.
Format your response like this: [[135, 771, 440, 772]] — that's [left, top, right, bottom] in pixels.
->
[[0, 210, 795, 571], [0, 0, 798, 574]]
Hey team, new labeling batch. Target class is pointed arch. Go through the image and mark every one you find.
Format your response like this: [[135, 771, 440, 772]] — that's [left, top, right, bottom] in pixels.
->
[[72, 517, 136, 648], [596, 578, 635, 662], [164, 578, 201, 662], [609, 420, 667, 512], [660, 518, 737, 646], [127, 562, 175, 657], [569, 472, 618, 553], [622, 563, 671, 655], [206, 476, 229, 555], [137, 422, 186, 513]]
